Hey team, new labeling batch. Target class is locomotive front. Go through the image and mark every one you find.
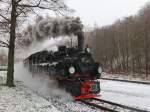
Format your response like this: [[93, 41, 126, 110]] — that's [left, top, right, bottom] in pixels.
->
[[64, 32, 102, 99], [57, 46, 102, 99]]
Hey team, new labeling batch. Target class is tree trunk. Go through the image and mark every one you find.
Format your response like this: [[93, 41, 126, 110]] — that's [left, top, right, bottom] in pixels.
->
[[6, 0, 17, 87], [132, 58, 135, 73], [144, 20, 148, 77]]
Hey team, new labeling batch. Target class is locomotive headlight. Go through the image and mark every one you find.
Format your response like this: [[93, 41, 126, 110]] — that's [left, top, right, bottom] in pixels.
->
[[87, 48, 90, 53], [98, 67, 102, 74], [69, 66, 75, 74]]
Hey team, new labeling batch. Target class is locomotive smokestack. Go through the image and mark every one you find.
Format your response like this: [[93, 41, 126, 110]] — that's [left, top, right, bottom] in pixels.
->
[[77, 31, 84, 50]]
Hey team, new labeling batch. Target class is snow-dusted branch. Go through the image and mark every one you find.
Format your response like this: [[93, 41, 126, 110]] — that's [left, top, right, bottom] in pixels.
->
[[0, 40, 9, 48], [17, 0, 42, 8], [16, 0, 23, 3], [0, 13, 10, 22]]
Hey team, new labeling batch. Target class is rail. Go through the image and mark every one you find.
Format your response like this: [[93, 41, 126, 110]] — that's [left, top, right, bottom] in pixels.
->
[[101, 78, 150, 85], [79, 98, 148, 112]]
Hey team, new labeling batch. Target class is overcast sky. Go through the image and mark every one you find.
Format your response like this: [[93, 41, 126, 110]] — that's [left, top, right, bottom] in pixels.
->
[[67, 0, 148, 27]]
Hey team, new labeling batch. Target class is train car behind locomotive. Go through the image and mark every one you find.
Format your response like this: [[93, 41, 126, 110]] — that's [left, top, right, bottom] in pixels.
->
[[23, 32, 102, 100]]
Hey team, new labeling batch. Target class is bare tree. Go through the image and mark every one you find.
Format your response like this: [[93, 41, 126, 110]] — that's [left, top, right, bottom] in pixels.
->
[[0, 0, 71, 87]]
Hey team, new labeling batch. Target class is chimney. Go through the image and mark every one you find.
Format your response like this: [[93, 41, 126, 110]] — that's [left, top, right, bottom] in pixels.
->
[[77, 31, 84, 51]]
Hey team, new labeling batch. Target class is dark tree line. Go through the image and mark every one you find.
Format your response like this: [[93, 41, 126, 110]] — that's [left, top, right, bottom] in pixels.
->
[[86, 3, 150, 76]]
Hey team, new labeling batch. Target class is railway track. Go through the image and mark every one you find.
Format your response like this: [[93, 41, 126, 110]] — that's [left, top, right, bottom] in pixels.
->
[[79, 98, 148, 112], [101, 78, 150, 85]]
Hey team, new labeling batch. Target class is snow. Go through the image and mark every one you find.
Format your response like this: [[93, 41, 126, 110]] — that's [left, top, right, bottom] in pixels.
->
[[0, 71, 100, 112], [0, 87, 60, 112], [2, 68, 150, 112], [100, 79, 150, 111], [0, 72, 60, 112]]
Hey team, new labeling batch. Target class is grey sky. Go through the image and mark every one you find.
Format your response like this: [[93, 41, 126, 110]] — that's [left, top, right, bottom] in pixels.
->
[[67, 0, 148, 26]]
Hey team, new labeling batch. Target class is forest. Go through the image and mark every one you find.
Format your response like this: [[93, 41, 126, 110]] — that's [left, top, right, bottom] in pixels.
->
[[85, 2, 150, 76]]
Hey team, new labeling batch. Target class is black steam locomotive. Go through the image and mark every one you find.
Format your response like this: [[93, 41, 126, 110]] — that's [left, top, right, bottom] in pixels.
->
[[23, 32, 102, 99]]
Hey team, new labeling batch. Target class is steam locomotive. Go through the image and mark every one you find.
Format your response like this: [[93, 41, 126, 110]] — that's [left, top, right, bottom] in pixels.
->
[[23, 32, 102, 99]]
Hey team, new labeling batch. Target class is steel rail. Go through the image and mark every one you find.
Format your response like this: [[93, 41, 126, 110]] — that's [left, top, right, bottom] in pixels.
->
[[92, 98, 148, 112], [80, 99, 118, 112], [101, 78, 150, 85]]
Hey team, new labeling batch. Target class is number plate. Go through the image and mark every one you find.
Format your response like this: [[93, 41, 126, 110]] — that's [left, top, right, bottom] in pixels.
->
[[91, 84, 98, 91]]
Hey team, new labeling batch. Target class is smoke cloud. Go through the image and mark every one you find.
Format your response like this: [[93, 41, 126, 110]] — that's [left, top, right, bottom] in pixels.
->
[[18, 16, 83, 47], [15, 62, 73, 102], [16, 36, 71, 59]]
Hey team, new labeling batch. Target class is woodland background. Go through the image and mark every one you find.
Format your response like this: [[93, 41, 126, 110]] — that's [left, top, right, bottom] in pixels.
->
[[85, 2, 150, 76]]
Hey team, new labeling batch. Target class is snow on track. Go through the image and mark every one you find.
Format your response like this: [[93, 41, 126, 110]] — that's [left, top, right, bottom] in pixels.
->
[[100, 79, 150, 111]]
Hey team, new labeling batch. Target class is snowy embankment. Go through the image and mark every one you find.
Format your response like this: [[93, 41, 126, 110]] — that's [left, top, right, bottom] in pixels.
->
[[0, 69, 100, 112], [100, 79, 150, 111], [0, 72, 60, 112]]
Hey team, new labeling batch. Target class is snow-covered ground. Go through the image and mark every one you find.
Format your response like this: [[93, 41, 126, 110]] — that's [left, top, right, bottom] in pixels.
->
[[0, 71, 60, 112], [100, 79, 150, 111], [0, 71, 100, 112], [1, 69, 150, 112]]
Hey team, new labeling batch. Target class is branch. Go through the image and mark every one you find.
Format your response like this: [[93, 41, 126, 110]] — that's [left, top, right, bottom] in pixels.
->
[[17, 0, 42, 8], [30, 8, 39, 16], [16, 7, 27, 17], [36, 6, 54, 10], [17, 0, 71, 16], [0, 0, 10, 4], [0, 30, 9, 34], [0, 44, 8, 48], [0, 21, 10, 33], [0, 13, 10, 22], [16, 0, 22, 3], [0, 40, 9, 48], [17, 0, 61, 11], [0, 21, 8, 24]]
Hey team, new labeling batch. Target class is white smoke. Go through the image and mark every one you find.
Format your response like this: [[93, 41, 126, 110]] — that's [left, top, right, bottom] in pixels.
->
[[16, 16, 82, 59], [14, 37, 74, 101], [15, 35, 73, 60], [15, 62, 73, 102]]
